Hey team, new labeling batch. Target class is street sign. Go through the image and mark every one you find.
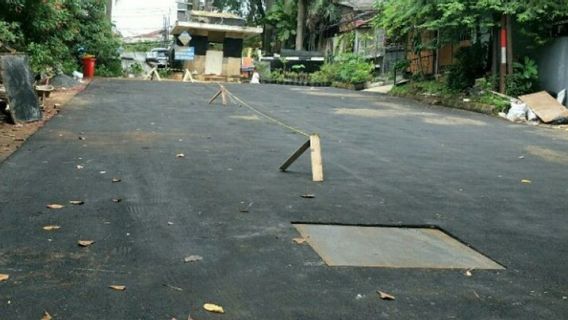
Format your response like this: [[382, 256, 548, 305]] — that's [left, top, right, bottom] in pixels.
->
[[178, 31, 192, 46], [174, 46, 195, 61]]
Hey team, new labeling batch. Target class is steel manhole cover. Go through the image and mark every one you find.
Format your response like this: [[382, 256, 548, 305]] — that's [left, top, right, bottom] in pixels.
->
[[293, 224, 504, 269]]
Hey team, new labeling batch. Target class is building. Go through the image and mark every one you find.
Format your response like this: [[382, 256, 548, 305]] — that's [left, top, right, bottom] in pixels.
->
[[171, 10, 263, 80]]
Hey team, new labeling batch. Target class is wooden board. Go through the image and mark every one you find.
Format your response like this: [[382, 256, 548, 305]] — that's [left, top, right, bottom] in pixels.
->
[[280, 139, 311, 171], [310, 134, 324, 182], [205, 50, 224, 75], [0, 54, 41, 122], [519, 91, 568, 123]]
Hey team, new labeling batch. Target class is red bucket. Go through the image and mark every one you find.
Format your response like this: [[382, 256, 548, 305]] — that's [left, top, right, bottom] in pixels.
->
[[82, 56, 96, 78]]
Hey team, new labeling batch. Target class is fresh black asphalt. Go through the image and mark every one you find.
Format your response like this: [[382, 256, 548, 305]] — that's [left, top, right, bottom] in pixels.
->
[[0, 79, 567, 319]]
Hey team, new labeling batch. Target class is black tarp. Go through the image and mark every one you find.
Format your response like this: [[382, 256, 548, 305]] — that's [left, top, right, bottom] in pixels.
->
[[223, 38, 243, 58], [0, 55, 41, 122]]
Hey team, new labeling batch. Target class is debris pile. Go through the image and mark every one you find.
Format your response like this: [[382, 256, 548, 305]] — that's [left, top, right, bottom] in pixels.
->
[[500, 90, 568, 125]]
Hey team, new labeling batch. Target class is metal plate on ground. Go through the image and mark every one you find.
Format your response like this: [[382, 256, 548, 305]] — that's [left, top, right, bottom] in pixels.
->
[[293, 224, 504, 269]]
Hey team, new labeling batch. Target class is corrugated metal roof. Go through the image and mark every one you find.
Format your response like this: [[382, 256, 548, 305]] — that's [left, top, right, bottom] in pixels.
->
[[337, 0, 375, 11]]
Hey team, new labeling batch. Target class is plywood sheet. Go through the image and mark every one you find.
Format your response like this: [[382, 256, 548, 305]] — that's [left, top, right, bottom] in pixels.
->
[[294, 224, 504, 269], [0, 54, 41, 122], [205, 50, 223, 75], [519, 91, 568, 123]]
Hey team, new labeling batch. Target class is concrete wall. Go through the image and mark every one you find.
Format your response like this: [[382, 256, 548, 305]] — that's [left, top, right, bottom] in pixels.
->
[[537, 37, 568, 105]]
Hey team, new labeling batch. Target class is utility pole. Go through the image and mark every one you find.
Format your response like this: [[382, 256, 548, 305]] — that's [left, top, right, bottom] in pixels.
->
[[499, 15, 507, 93]]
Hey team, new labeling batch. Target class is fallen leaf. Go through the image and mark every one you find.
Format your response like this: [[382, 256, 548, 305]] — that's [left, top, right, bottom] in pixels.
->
[[377, 290, 395, 301], [203, 303, 224, 314], [43, 225, 61, 231], [301, 194, 316, 199], [0, 274, 9, 282], [293, 237, 308, 245], [176, 153, 185, 158], [78, 240, 95, 247], [47, 204, 64, 209], [112, 177, 122, 183], [521, 179, 532, 184], [78, 136, 86, 140], [41, 311, 52, 320], [167, 221, 174, 225], [100, 171, 107, 174], [109, 285, 126, 291], [112, 198, 122, 203], [184, 255, 203, 263], [69, 200, 84, 205], [465, 269, 473, 277], [76, 165, 84, 169]]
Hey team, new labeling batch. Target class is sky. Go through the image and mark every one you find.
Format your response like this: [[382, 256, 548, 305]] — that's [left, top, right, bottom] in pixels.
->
[[111, 0, 179, 38]]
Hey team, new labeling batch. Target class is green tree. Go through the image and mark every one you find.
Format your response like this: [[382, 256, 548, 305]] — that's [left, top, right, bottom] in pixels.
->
[[0, 0, 121, 75]]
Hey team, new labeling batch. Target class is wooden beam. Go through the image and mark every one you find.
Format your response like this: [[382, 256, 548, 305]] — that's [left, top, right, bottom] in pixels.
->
[[310, 134, 324, 182], [280, 139, 310, 171], [208, 85, 227, 105], [208, 90, 222, 104], [221, 86, 227, 105], [182, 69, 195, 82], [280, 135, 324, 182]]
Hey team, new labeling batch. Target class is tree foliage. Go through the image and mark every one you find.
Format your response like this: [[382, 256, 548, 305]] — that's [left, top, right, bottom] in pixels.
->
[[0, 0, 121, 75], [374, 0, 568, 43]]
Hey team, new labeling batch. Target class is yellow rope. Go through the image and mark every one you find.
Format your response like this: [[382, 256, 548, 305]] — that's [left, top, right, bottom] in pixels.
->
[[221, 86, 310, 137]]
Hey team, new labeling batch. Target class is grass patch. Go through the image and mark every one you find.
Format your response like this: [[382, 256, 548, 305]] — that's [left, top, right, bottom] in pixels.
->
[[390, 80, 510, 115]]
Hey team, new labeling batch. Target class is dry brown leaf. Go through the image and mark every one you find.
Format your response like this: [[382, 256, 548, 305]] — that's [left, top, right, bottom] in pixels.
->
[[521, 179, 532, 184], [78, 240, 95, 247], [184, 255, 203, 263], [176, 153, 185, 158], [112, 198, 122, 203], [465, 269, 473, 277], [293, 237, 308, 245], [377, 290, 395, 301], [301, 194, 316, 199], [109, 285, 126, 291], [47, 204, 64, 209], [43, 225, 61, 231], [78, 136, 86, 140], [41, 311, 52, 320], [0, 274, 9, 282], [112, 177, 122, 183], [203, 303, 224, 314], [69, 200, 84, 205]]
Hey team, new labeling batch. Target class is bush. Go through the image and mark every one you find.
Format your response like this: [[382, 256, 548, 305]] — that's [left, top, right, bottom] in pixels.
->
[[335, 53, 374, 84], [506, 57, 539, 97], [127, 62, 144, 76], [316, 54, 373, 85], [447, 44, 487, 91], [95, 59, 123, 77]]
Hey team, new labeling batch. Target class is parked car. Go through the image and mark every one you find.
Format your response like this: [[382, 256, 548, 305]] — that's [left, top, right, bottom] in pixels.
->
[[145, 48, 169, 68]]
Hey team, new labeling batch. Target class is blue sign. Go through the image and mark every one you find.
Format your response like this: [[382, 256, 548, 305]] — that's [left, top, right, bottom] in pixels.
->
[[175, 46, 195, 61]]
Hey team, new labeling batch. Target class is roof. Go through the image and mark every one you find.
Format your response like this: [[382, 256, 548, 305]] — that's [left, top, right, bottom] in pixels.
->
[[190, 10, 243, 20], [337, 0, 375, 11], [171, 21, 263, 37]]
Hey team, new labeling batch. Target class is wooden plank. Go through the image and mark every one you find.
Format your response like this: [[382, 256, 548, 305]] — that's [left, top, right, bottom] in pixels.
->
[[182, 69, 194, 82], [221, 87, 227, 105], [280, 139, 311, 171], [310, 134, 324, 182], [208, 90, 222, 104], [519, 91, 568, 123], [153, 69, 162, 81]]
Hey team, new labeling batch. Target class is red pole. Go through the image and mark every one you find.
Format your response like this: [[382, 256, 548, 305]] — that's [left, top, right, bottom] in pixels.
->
[[499, 15, 507, 93]]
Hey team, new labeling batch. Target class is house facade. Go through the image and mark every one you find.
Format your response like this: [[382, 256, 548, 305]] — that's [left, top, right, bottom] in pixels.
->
[[171, 10, 262, 80]]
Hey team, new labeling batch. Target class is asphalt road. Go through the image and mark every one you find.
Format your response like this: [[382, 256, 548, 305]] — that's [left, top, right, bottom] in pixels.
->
[[0, 79, 567, 319]]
